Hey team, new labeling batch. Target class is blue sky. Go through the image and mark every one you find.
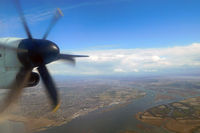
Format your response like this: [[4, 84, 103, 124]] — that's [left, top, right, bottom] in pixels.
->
[[0, 0, 200, 50], [1, 0, 200, 75]]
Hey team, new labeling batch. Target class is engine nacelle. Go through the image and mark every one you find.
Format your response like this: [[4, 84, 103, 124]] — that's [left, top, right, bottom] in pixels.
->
[[26, 72, 40, 87]]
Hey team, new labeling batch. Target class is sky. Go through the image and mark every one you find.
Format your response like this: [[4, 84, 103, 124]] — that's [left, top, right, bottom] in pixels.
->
[[0, 0, 200, 76]]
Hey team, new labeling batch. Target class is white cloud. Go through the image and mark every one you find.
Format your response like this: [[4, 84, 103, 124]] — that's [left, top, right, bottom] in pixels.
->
[[152, 55, 163, 62], [47, 43, 200, 75], [114, 68, 126, 72]]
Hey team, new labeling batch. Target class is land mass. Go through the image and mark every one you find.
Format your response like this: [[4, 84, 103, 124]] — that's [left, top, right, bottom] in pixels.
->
[[2, 76, 200, 133], [136, 96, 200, 133], [1, 78, 146, 132]]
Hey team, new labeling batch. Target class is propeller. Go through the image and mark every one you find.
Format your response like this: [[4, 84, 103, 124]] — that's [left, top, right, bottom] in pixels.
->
[[43, 8, 64, 40], [37, 65, 59, 111], [0, 0, 89, 112], [58, 54, 89, 65], [0, 67, 32, 113], [14, 0, 32, 39]]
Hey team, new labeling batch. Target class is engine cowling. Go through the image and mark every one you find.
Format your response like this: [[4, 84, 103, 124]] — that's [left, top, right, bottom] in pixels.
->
[[26, 72, 40, 87]]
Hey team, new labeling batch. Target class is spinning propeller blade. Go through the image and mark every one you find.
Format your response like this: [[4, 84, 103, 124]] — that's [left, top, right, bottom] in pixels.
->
[[58, 53, 89, 64], [58, 54, 76, 65], [42, 8, 63, 40], [14, 0, 32, 39], [0, 67, 32, 113], [37, 65, 60, 112], [59, 54, 89, 58]]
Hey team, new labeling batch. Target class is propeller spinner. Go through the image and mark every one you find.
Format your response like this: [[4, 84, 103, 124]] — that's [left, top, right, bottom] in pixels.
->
[[0, 0, 89, 112]]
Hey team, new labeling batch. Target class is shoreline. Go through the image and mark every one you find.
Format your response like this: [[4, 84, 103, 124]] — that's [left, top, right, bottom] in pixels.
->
[[136, 96, 200, 133], [7, 92, 146, 133]]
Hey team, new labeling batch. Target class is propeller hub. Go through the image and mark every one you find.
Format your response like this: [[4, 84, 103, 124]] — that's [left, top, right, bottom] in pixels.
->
[[18, 39, 60, 67]]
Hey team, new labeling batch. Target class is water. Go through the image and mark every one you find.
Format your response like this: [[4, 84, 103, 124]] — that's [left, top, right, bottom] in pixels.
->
[[37, 89, 179, 133]]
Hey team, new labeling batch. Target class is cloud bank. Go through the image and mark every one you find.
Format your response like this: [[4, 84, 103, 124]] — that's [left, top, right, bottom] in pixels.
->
[[47, 43, 200, 76]]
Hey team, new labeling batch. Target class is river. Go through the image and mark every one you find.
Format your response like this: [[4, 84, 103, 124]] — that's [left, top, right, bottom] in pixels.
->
[[37, 88, 189, 133]]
